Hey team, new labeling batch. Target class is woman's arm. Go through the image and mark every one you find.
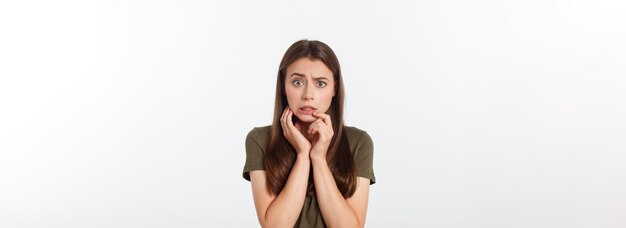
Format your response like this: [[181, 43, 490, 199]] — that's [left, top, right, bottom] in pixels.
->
[[249, 108, 313, 227], [311, 157, 370, 228], [307, 112, 371, 228], [250, 153, 310, 227]]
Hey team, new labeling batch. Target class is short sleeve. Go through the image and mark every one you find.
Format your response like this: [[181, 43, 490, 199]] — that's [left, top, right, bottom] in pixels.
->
[[354, 131, 376, 185], [242, 128, 265, 181]]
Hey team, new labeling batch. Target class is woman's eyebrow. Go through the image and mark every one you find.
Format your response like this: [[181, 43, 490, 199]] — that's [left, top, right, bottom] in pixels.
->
[[290, 72, 306, 77], [289, 72, 330, 80]]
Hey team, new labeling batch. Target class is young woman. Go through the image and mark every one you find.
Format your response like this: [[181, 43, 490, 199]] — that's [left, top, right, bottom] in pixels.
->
[[242, 40, 375, 228]]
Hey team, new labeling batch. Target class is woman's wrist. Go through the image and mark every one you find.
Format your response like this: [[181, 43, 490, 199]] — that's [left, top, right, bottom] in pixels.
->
[[296, 152, 311, 161], [310, 154, 327, 164]]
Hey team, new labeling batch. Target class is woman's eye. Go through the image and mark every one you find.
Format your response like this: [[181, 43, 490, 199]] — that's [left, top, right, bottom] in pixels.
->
[[293, 80, 303, 86], [316, 81, 327, 87]]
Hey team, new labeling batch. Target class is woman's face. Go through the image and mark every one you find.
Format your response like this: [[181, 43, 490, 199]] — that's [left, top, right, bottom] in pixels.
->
[[284, 57, 336, 123]]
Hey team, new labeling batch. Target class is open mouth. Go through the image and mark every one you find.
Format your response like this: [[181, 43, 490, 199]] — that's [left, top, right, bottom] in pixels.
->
[[299, 106, 317, 115]]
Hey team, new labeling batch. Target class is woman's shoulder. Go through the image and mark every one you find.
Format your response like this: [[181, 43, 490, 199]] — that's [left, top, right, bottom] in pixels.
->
[[249, 125, 272, 134], [344, 125, 368, 137], [344, 125, 372, 144], [246, 125, 272, 142], [245, 125, 272, 155]]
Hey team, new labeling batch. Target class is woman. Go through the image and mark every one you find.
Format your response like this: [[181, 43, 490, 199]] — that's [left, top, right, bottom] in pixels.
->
[[242, 39, 375, 228]]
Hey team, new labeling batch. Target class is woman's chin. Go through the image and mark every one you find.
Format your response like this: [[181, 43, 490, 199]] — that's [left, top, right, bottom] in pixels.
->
[[295, 114, 316, 123]]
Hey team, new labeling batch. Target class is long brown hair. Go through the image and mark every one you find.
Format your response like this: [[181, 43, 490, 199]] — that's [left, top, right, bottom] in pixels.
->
[[264, 40, 357, 198]]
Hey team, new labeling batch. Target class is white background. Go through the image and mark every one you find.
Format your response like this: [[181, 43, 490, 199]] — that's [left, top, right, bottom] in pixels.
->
[[1, 0, 625, 227]]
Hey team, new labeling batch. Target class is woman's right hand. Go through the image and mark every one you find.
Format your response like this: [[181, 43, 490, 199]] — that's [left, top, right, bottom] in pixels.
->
[[281, 107, 311, 155]]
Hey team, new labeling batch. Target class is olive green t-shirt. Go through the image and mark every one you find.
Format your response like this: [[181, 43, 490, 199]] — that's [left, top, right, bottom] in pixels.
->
[[242, 125, 376, 228]]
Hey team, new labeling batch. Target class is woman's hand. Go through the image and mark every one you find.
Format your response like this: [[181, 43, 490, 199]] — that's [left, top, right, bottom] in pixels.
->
[[309, 112, 334, 161], [281, 107, 311, 155]]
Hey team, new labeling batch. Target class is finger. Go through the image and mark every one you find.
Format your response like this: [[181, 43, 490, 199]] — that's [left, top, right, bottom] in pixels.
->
[[309, 122, 325, 135], [281, 107, 289, 121], [287, 108, 296, 129], [282, 108, 289, 125], [312, 117, 324, 125], [308, 119, 322, 129], [313, 112, 332, 126], [281, 108, 289, 135], [287, 109, 303, 136], [308, 124, 319, 135], [308, 118, 325, 135], [307, 123, 314, 135], [310, 120, 333, 136], [280, 116, 287, 136]]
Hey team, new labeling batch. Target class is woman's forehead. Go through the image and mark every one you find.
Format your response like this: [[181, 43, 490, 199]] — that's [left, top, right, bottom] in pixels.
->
[[286, 58, 333, 79]]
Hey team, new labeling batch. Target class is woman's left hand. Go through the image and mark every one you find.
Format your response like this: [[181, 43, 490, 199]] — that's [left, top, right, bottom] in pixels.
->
[[308, 112, 334, 161]]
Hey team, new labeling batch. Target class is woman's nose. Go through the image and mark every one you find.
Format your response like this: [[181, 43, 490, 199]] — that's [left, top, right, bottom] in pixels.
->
[[302, 85, 314, 100]]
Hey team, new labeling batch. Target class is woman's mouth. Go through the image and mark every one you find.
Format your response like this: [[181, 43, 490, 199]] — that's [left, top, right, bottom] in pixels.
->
[[299, 106, 317, 115]]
